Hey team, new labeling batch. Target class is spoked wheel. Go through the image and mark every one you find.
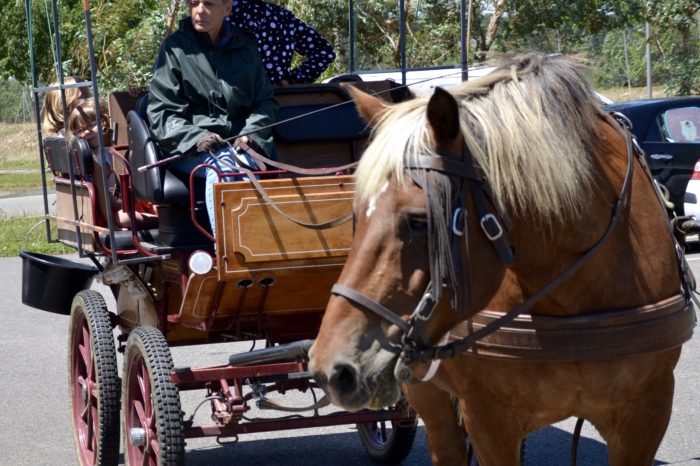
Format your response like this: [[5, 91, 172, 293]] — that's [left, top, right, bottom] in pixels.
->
[[68, 290, 120, 466], [122, 326, 184, 466], [357, 417, 417, 464]]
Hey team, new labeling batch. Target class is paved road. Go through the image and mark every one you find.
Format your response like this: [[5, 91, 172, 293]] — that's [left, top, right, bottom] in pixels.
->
[[0, 189, 55, 217], [1, 253, 698, 465]]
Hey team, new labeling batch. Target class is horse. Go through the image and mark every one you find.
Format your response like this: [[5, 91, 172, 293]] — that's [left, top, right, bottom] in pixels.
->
[[308, 53, 696, 466]]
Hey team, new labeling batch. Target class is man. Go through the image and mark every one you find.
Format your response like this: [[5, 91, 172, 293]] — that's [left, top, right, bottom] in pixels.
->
[[148, 0, 278, 235], [229, 0, 336, 85]]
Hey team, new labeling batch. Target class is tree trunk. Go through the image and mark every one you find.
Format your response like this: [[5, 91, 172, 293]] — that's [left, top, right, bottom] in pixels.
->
[[476, 0, 507, 61], [165, 0, 181, 37]]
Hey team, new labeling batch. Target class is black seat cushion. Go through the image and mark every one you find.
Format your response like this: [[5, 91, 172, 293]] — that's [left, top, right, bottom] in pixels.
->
[[44, 136, 93, 178], [273, 104, 369, 143], [127, 110, 190, 204]]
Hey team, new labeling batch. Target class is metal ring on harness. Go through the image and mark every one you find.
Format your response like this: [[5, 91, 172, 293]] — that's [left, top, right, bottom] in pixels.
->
[[480, 213, 504, 241], [452, 207, 465, 236]]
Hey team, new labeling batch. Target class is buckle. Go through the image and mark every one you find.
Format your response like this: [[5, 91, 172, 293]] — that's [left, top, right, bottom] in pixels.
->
[[413, 292, 436, 321], [451, 207, 465, 236], [480, 213, 503, 241]]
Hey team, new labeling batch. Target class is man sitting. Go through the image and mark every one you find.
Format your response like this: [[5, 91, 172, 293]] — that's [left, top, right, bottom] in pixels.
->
[[147, 0, 278, 236]]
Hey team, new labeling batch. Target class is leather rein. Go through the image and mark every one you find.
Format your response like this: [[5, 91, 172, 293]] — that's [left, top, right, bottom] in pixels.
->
[[330, 112, 690, 383]]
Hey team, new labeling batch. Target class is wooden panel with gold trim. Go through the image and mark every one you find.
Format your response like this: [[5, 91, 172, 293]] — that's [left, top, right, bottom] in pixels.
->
[[214, 175, 354, 280]]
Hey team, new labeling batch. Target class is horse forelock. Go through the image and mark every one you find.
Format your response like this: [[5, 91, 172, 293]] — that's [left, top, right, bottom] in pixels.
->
[[355, 53, 603, 221]]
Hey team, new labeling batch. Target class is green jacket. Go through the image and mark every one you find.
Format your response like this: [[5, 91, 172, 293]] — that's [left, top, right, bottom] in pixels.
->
[[147, 18, 278, 156]]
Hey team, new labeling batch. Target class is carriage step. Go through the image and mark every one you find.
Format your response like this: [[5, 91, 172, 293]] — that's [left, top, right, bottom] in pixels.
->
[[228, 339, 314, 367]]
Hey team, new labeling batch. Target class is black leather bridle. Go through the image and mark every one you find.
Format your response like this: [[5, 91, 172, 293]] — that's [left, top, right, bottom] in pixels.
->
[[330, 113, 649, 384]]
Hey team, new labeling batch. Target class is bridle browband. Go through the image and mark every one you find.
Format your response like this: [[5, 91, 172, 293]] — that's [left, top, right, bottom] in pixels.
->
[[331, 112, 647, 383]]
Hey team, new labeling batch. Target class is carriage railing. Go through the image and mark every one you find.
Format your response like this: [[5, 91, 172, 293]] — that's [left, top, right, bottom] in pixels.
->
[[24, 0, 118, 264]]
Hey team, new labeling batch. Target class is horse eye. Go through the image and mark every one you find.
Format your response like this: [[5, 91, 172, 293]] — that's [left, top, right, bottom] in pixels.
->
[[406, 213, 428, 235]]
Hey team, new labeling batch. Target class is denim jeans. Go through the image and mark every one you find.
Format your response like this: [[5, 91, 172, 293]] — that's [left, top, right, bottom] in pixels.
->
[[169, 146, 256, 236]]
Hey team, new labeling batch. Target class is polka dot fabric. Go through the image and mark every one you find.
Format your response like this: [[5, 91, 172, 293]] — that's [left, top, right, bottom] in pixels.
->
[[230, 0, 336, 84]]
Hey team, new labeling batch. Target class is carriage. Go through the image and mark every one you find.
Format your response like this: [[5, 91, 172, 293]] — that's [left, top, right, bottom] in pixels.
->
[[17, 1, 465, 464]]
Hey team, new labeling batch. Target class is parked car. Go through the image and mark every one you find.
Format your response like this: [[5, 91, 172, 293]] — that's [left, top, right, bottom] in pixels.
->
[[683, 159, 700, 219], [604, 97, 700, 215]]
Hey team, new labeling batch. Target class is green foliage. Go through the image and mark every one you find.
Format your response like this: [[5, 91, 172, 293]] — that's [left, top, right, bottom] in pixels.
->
[[2, 0, 699, 97], [0, 215, 72, 257], [646, 0, 700, 95], [0, 80, 34, 123]]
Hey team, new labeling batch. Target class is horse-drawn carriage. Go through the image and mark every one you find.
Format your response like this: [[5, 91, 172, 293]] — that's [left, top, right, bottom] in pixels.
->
[[22, 2, 426, 465], [24, 1, 698, 465]]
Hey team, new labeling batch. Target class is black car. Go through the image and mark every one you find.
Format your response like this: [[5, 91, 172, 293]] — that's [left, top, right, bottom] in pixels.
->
[[604, 97, 700, 215]]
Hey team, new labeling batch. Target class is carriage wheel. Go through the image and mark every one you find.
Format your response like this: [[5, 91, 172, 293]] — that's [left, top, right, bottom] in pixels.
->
[[357, 417, 417, 464], [122, 326, 184, 466], [68, 290, 120, 466]]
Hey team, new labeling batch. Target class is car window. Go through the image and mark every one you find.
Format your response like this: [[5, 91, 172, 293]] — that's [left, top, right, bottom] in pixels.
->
[[658, 106, 700, 143]]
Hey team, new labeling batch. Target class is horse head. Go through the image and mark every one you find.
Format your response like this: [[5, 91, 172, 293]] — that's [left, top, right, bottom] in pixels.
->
[[308, 84, 510, 411], [309, 53, 686, 413]]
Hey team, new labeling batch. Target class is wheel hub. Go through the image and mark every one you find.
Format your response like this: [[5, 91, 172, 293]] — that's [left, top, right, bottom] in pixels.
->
[[128, 427, 147, 447]]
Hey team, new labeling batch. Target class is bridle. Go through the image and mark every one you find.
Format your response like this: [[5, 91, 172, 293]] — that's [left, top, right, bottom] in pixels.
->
[[331, 112, 651, 383]]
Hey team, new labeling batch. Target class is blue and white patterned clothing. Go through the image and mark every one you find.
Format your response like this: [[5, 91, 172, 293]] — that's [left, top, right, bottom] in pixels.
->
[[170, 146, 256, 235], [229, 0, 336, 84]]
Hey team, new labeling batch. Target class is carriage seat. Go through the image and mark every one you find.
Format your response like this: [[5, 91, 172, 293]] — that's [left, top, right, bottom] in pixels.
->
[[44, 136, 93, 179], [271, 85, 370, 169], [273, 103, 368, 143], [127, 110, 191, 204], [127, 109, 212, 248]]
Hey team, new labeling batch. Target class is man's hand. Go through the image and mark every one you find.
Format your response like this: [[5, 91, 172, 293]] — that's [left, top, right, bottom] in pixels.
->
[[196, 132, 226, 153]]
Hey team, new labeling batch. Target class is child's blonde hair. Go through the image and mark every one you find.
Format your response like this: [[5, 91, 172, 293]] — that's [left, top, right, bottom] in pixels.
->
[[41, 76, 89, 135], [67, 98, 111, 140]]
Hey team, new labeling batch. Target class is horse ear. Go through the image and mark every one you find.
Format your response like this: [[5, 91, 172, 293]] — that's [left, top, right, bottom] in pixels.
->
[[427, 87, 460, 141], [343, 84, 387, 125]]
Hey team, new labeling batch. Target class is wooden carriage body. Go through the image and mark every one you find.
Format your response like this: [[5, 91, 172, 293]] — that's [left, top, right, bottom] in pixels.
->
[[36, 82, 417, 460]]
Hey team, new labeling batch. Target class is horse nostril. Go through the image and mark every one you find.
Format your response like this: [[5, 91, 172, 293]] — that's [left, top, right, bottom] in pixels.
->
[[330, 363, 358, 395]]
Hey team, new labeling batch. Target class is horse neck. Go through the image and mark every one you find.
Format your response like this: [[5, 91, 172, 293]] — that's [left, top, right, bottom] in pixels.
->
[[503, 118, 681, 316]]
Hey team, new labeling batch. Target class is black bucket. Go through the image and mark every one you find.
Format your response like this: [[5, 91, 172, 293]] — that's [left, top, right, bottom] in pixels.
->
[[20, 251, 99, 315]]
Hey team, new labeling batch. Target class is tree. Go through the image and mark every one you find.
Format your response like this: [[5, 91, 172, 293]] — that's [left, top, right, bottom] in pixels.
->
[[646, 0, 700, 95]]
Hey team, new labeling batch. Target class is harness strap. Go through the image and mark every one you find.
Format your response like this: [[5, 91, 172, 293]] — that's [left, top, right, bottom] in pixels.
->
[[236, 139, 358, 176], [332, 284, 411, 333], [213, 148, 353, 230], [410, 124, 637, 364], [405, 154, 482, 181], [449, 294, 695, 361]]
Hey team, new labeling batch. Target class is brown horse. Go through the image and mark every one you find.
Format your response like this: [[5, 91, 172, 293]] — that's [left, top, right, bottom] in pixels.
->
[[308, 53, 695, 465]]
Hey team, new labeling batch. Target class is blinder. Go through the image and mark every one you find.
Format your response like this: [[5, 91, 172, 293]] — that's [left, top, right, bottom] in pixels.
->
[[331, 141, 514, 379]]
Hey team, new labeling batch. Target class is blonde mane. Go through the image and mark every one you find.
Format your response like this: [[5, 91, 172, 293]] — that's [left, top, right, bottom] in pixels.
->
[[355, 53, 603, 220]]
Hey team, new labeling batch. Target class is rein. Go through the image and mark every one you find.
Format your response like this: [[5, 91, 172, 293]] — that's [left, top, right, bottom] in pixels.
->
[[331, 113, 642, 383], [208, 141, 354, 230]]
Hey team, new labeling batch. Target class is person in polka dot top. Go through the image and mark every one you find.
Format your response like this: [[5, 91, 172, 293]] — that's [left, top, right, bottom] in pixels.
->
[[229, 0, 336, 85]]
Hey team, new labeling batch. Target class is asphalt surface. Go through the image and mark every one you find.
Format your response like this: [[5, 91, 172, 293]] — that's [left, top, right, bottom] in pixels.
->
[[0, 188, 55, 217], [1, 251, 699, 466]]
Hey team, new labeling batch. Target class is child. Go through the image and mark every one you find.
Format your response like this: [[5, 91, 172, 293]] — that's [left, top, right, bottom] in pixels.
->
[[68, 98, 157, 229], [41, 76, 89, 136]]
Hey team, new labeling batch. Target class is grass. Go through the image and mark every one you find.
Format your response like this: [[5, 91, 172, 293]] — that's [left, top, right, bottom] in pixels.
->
[[0, 122, 40, 170], [0, 122, 44, 192], [0, 215, 74, 257], [0, 172, 45, 190]]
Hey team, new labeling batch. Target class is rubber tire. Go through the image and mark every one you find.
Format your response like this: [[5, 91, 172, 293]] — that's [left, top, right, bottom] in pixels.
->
[[68, 290, 120, 466], [357, 418, 417, 464], [122, 326, 184, 466]]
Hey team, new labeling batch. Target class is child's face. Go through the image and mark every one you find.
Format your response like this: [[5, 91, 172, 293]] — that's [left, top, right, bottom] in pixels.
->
[[75, 123, 99, 148], [74, 122, 101, 148]]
